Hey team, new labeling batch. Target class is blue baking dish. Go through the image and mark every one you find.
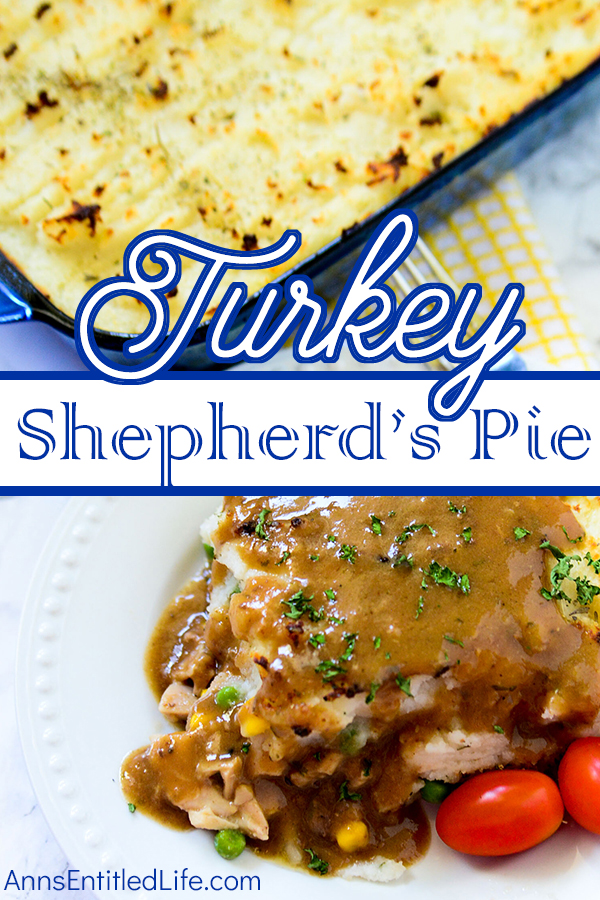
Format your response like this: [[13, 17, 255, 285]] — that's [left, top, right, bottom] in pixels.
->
[[1, 54, 599, 370]]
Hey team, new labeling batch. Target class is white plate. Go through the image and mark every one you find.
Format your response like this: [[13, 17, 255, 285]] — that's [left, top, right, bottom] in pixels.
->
[[16, 496, 600, 898]]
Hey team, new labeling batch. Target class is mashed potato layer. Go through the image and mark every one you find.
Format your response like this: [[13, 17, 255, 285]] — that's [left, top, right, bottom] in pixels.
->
[[1, 1, 599, 332]]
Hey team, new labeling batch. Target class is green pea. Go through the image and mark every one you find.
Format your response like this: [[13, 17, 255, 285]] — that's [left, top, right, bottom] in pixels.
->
[[215, 685, 242, 709], [338, 722, 367, 756], [421, 780, 453, 803], [203, 543, 215, 561], [214, 829, 246, 860]]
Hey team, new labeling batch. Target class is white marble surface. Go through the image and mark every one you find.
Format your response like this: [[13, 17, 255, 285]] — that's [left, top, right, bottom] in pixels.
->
[[518, 79, 600, 347], [0, 78, 600, 372], [0, 497, 95, 899]]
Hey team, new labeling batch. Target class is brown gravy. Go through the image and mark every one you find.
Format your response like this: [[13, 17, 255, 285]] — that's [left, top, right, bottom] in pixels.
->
[[145, 576, 210, 702]]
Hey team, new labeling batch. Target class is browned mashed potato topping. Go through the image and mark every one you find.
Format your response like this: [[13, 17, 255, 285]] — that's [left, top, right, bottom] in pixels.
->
[[1, 1, 600, 333], [122, 496, 600, 880]]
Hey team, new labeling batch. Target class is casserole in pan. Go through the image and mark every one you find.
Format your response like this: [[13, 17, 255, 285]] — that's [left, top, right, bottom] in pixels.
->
[[1, 0, 599, 368]]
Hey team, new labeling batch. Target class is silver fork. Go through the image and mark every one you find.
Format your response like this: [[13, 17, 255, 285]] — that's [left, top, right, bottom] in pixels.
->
[[389, 237, 526, 372]]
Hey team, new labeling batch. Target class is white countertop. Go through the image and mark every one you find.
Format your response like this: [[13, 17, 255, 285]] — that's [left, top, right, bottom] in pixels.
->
[[1, 79, 599, 373]]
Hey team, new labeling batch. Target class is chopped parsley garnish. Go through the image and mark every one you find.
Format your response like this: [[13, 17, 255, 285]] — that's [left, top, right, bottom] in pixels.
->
[[327, 534, 337, 543], [282, 590, 325, 622], [395, 673, 413, 696], [304, 848, 328, 876], [366, 682, 380, 704], [371, 514, 383, 535], [389, 510, 396, 518], [339, 544, 357, 564], [339, 780, 361, 802], [203, 542, 215, 561], [540, 542, 579, 602], [448, 501, 466, 515], [392, 553, 414, 569], [574, 577, 600, 606], [425, 561, 470, 594], [309, 633, 326, 648], [396, 523, 436, 544], [444, 634, 464, 648], [513, 526, 531, 541], [315, 660, 347, 682], [415, 596, 425, 619], [585, 552, 600, 574], [373, 636, 381, 649], [128, 803, 136, 813], [310, 554, 320, 561], [385, 652, 391, 660], [362, 758, 373, 777], [493, 725, 505, 734], [329, 615, 346, 625], [255, 508, 271, 540], [539, 541, 600, 607], [421, 577, 429, 590], [241, 742, 250, 754], [562, 526, 583, 544], [340, 633, 358, 661], [462, 527, 472, 543], [276, 550, 291, 565], [540, 540, 568, 561], [325, 588, 336, 601], [231, 585, 241, 595]]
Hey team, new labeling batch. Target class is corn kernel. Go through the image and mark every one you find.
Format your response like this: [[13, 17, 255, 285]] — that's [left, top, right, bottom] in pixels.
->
[[336, 821, 369, 853], [590, 595, 600, 624], [188, 711, 210, 731], [238, 705, 269, 737]]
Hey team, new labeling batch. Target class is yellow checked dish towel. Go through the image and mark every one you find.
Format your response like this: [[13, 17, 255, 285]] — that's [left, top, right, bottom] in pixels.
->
[[249, 169, 594, 372], [421, 171, 595, 371]]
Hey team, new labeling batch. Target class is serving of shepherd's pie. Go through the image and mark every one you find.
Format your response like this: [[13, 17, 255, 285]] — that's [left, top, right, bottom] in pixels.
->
[[122, 496, 600, 880]]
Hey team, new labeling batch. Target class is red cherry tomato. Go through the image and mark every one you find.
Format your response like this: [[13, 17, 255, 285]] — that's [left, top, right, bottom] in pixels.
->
[[558, 737, 600, 834], [436, 770, 564, 856]]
